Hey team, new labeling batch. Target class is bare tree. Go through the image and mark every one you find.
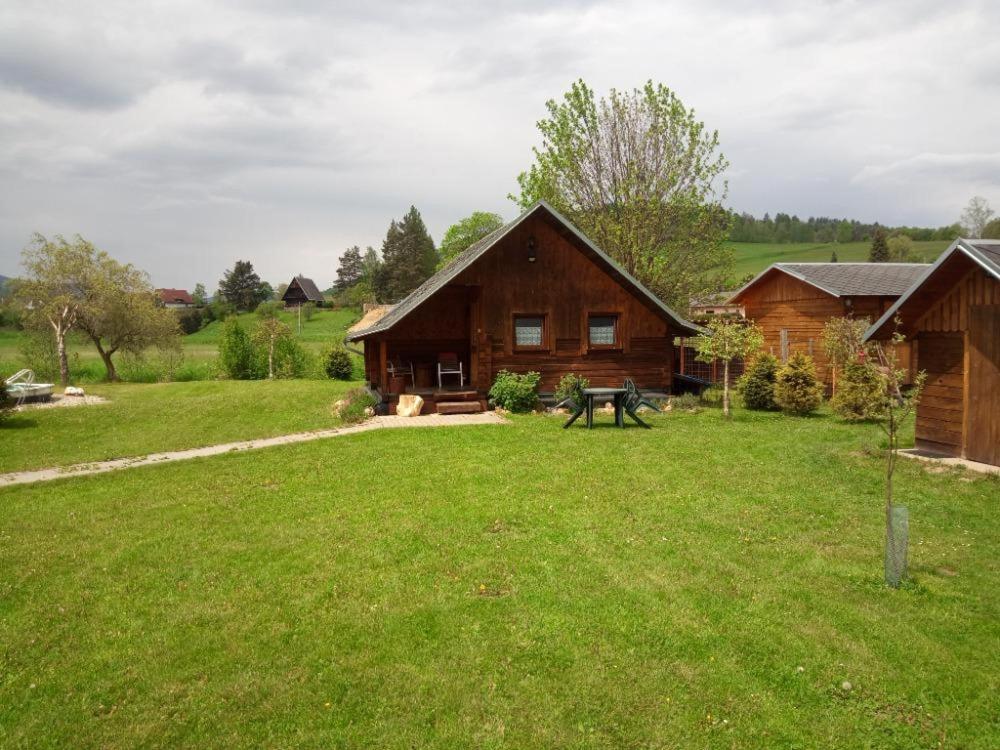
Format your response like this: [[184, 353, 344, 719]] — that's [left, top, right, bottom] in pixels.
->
[[960, 196, 994, 238]]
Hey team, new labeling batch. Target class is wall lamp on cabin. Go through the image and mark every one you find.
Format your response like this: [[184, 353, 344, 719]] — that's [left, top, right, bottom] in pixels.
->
[[526, 236, 537, 263]]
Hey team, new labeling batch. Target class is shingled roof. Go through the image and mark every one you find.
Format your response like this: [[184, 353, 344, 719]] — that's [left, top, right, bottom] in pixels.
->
[[346, 200, 701, 340], [730, 262, 930, 302], [284, 275, 325, 302], [865, 238, 1000, 340]]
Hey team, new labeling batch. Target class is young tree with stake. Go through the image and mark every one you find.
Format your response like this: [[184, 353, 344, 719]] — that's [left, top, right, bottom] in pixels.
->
[[870, 324, 926, 588], [692, 319, 764, 417]]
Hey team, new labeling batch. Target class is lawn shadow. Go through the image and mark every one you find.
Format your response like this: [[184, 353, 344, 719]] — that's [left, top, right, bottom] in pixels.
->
[[1, 416, 39, 430]]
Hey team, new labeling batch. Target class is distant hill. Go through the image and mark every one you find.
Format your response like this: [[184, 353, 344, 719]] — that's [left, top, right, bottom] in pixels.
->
[[728, 240, 950, 283]]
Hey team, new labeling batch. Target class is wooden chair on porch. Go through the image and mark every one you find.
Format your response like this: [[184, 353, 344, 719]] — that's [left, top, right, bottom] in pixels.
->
[[387, 360, 414, 387], [437, 352, 464, 389]]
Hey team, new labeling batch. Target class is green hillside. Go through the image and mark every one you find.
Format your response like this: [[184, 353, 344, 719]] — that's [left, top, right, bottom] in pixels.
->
[[728, 240, 950, 283]]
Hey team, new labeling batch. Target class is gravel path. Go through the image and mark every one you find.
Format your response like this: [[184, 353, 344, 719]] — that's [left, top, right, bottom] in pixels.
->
[[0, 412, 507, 488]]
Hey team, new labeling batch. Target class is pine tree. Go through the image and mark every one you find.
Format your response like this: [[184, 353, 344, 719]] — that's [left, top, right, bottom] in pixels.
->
[[219, 260, 268, 311], [869, 226, 890, 263], [378, 206, 438, 301], [334, 246, 364, 291], [830, 250, 838, 262]]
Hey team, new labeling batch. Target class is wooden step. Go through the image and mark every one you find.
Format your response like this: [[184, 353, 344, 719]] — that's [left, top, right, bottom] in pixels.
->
[[435, 401, 483, 415], [433, 389, 480, 401]]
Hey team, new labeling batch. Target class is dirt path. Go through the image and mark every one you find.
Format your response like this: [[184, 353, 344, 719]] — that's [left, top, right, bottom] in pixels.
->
[[0, 412, 507, 488]]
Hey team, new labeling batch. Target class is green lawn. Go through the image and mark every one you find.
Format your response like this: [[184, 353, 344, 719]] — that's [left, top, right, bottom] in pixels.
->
[[0, 306, 361, 384], [1, 396, 997, 748], [729, 241, 950, 282], [0, 380, 353, 472]]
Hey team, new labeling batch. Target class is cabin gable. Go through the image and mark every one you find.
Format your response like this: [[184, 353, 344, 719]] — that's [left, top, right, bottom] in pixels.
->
[[355, 204, 696, 398]]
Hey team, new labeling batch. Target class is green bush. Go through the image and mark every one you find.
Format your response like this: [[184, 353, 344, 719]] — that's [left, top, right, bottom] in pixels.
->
[[269, 336, 311, 379], [219, 319, 255, 379], [337, 387, 378, 424], [488, 369, 541, 412], [176, 308, 204, 335], [553, 372, 589, 405], [671, 392, 701, 412], [774, 352, 823, 415], [256, 300, 283, 319], [0, 377, 10, 423], [172, 360, 219, 382], [831, 360, 885, 421], [324, 347, 354, 380], [738, 353, 779, 410], [700, 385, 724, 407], [301, 302, 316, 321]]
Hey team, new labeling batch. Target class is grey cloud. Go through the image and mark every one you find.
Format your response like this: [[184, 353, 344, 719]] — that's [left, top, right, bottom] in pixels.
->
[[0, 29, 155, 109], [853, 152, 1000, 187]]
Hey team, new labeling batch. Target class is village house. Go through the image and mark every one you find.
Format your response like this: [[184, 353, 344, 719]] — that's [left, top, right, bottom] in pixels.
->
[[281, 275, 325, 307], [156, 288, 195, 308], [866, 239, 1000, 467], [346, 201, 700, 414]]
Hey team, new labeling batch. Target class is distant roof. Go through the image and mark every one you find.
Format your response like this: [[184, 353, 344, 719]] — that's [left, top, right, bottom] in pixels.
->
[[347, 200, 701, 340], [730, 262, 930, 302], [347, 304, 395, 335], [156, 288, 193, 305], [865, 238, 1000, 340], [691, 291, 740, 307], [284, 275, 324, 302]]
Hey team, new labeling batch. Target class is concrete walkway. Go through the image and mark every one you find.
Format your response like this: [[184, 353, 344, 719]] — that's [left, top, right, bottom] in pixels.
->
[[0, 412, 507, 488], [899, 448, 1000, 476]]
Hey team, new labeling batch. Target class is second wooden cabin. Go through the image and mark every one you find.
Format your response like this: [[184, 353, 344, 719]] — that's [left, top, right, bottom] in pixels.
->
[[729, 262, 929, 385]]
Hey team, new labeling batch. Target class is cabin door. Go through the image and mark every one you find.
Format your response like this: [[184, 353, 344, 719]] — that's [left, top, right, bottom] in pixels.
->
[[965, 305, 1000, 466]]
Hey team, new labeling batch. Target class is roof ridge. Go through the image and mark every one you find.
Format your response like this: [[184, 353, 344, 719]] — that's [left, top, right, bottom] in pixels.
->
[[347, 200, 700, 340]]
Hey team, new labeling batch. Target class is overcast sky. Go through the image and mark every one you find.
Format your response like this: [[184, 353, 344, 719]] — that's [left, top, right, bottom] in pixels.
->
[[1, 0, 997, 288]]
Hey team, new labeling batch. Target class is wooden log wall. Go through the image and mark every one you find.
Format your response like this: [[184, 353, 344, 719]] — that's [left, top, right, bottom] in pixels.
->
[[739, 273, 898, 385], [910, 266, 1000, 458]]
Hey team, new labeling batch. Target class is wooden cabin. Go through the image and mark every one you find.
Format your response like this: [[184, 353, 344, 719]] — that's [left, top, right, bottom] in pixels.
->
[[281, 275, 324, 307], [865, 239, 1000, 466], [346, 201, 700, 414], [729, 262, 929, 385]]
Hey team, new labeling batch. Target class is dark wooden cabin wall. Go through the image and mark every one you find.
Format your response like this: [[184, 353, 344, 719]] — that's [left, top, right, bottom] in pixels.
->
[[911, 266, 1000, 459], [450, 216, 674, 391], [363, 214, 681, 393]]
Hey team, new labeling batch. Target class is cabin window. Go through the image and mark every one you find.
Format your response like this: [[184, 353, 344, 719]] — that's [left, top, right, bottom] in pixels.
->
[[588, 314, 619, 348], [513, 315, 546, 350]]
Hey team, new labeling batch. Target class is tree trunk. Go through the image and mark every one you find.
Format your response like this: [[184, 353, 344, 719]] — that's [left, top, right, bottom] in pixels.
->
[[722, 359, 731, 418], [92, 338, 118, 382], [55, 329, 70, 387], [268, 339, 275, 379]]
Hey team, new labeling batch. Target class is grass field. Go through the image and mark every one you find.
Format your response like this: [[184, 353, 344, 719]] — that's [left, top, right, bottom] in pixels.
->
[[0, 306, 361, 384], [0, 380, 353, 473], [1, 387, 997, 748], [729, 241, 950, 282]]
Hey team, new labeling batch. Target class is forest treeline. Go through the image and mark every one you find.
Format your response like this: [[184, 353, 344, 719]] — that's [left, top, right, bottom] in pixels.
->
[[727, 211, 962, 244]]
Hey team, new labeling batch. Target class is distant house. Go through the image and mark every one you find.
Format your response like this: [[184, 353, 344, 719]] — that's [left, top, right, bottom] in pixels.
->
[[281, 276, 325, 307], [865, 239, 1000, 466], [157, 288, 195, 308], [690, 291, 741, 319], [729, 262, 929, 385], [346, 200, 700, 413]]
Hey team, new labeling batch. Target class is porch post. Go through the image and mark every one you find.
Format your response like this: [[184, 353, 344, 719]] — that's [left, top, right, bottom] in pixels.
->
[[378, 339, 388, 393]]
